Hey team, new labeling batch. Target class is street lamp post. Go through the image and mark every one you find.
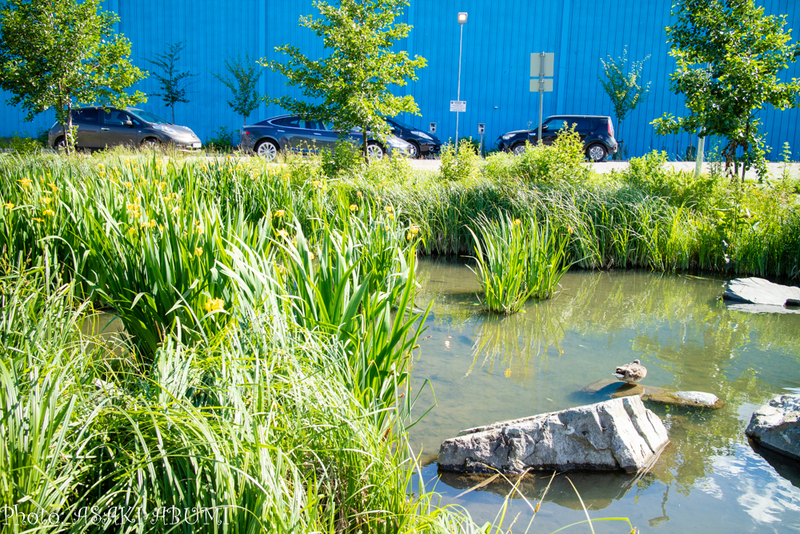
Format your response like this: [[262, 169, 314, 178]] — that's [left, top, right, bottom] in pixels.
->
[[455, 12, 467, 155]]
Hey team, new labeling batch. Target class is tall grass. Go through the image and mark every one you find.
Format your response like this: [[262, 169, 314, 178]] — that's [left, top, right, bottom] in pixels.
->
[[467, 213, 530, 314], [467, 211, 572, 314]]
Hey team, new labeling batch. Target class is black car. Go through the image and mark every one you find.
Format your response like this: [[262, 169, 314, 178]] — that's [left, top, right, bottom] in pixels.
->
[[47, 107, 202, 151], [498, 115, 618, 162], [385, 117, 441, 158], [241, 115, 412, 161]]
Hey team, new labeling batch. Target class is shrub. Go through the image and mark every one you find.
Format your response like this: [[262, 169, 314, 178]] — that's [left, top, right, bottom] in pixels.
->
[[205, 126, 237, 152], [0, 132, 44, 153], [363, 152, 413, 184], [440, 139, 482, 182], [624, 150, 727, 210], [513, 125, 587, 184], [321, 138, 364, 178], [482, 150, 516, 182]]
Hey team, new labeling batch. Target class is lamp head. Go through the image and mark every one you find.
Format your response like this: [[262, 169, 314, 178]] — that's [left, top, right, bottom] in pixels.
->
[[458, 12, 468, 24]]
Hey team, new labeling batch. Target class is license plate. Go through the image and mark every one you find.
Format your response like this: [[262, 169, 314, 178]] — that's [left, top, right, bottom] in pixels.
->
[[192, 142, 201, 148]]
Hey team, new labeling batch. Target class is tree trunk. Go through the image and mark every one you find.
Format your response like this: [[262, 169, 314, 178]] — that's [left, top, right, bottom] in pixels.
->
[[742, 120, 751, 183], [362, 128, 368, 164], [65, 100, 73, 156]]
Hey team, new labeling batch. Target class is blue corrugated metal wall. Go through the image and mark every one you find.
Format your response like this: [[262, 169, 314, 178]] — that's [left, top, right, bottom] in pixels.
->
[[1, 0, 798, 160]]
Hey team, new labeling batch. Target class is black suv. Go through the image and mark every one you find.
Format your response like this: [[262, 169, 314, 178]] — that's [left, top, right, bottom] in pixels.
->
[[498, 115, 618, 161]]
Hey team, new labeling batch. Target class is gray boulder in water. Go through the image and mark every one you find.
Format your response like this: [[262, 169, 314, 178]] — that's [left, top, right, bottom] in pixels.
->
[[723, 278, 800, 313], [438, 396, 669, 474], [746, 394, 800, 462]]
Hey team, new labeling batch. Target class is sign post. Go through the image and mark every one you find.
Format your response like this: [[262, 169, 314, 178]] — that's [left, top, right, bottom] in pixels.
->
[[530, 52, 554, 143]]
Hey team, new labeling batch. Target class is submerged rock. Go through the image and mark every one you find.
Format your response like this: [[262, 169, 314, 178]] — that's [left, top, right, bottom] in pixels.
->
[[643, 390, 724, 409], [581, 379, 724, 409], [746, 394, 800, 462], [438, 396, 669, 474], [723, 278, 800, 314]]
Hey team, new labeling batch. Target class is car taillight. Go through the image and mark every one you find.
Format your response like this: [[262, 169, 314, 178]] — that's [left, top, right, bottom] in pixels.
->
[[608, 120, 614, 139]]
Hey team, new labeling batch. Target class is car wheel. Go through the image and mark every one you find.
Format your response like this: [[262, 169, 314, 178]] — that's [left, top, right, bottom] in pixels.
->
[[53, 137, 67, 151], [586, 144, 608, 162], [407, 141, 420, 159], [511, 142, 527, 156], [366, 142, 385, 160], [141, 137, 160, 150], [255, 139, 279, 161]]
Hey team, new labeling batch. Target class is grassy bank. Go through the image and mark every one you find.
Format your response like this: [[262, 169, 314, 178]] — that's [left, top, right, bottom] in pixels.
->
[[1, 145, 797, 532]]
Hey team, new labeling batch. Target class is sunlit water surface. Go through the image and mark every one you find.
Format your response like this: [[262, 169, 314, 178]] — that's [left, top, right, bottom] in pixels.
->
[[409, 258, 800, 533]]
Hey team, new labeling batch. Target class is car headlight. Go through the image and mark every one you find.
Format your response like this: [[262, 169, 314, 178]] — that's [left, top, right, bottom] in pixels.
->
[[411, 130, 433, 141], [154, 125, 178, 135], [502, 133, 515, 140]]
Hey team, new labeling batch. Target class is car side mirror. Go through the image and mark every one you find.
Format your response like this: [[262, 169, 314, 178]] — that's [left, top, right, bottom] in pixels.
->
[[124, 120, 134, 127], [542, 124, 549, 131]]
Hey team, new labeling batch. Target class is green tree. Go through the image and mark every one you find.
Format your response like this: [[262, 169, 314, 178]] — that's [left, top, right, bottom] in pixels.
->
[[146, 41, 196, 124], [263, 0, 426, 161], [652, 0, 800, 181], [212, 53, 263, 128], [0, 0, 146, 154], [599, 47, 651, 159]]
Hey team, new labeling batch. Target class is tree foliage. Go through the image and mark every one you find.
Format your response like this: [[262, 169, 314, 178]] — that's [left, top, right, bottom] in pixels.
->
[[146, 41, 196, 124], [0, 0, 146, 153], [599, 47, 650, 149], [212, 53, 263, 127], [263, 0, 426, 160], [652, 0, 800, 180]]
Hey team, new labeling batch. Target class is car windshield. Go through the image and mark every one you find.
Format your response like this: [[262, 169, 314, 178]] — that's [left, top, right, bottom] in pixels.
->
[[128, 109, 170, 125], [388, 118, 417, 131]]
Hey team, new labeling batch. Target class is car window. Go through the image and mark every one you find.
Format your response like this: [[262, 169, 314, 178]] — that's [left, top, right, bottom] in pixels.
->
[[545, 118, 569, 131], [274, 117, 302, 128], [572, 118, 594, 131], [304, 120, 320, 130], [128, 109, 169, 124], [102, 109, 133, 126], [72, 108, 99, 124]]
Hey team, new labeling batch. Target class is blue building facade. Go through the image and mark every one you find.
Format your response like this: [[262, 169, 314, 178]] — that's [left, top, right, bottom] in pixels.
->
[[1, 0, 798, 160]]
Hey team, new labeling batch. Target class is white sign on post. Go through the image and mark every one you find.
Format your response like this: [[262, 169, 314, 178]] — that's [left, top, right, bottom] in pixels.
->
[[450, 100, 467, 113], [529, 78, 554, 92], [530, 53, 555, 78]]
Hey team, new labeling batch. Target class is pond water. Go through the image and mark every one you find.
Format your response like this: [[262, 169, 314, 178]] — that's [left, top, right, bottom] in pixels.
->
[[409, 258, 800, 533]]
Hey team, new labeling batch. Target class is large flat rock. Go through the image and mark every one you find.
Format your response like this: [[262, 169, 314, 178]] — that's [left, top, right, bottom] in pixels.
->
[[723, 278, 800, 313], [438, 396, 669, 474], [746, 394, 800, 462]]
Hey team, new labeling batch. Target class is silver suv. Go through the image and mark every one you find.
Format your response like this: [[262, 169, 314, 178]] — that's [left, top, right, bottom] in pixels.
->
[[48, 107, 202, 151]]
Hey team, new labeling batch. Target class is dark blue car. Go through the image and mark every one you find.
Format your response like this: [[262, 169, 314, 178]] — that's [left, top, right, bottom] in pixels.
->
[[241, 115, 412, 161]]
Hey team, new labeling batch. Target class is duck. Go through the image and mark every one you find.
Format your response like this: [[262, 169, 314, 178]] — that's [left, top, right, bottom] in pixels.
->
[[614, 359, 647, 384]]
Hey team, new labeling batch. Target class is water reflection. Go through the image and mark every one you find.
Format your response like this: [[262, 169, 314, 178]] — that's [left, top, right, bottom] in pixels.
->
[[411, 258, 800, 531], [437, 468, 638, 511]]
